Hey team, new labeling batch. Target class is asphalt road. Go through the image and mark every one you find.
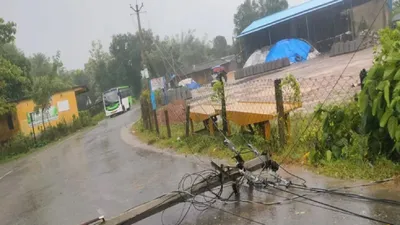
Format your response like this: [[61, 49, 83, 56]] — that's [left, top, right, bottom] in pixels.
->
[[0, 106, 399, 225]]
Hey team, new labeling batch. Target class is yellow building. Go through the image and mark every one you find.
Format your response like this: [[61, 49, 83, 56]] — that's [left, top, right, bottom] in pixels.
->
[[0, 86, 88, 142]]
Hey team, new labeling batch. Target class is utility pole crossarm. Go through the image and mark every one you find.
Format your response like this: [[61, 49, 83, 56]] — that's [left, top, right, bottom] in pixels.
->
[[100, 156, 267, 225]]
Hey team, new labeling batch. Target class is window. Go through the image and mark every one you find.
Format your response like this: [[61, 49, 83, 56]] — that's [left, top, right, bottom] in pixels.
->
[[7, 113, 14, 130], [119, 88, 132, 98]]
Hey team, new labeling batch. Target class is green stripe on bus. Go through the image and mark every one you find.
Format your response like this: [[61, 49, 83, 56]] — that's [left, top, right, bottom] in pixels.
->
[[106, 102, 120, 111]]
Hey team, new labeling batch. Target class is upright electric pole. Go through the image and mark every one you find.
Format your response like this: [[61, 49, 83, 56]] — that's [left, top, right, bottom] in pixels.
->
[[130, 2, 155, 82], [130, 3, 144, 42], [130, 2, 149, 89]]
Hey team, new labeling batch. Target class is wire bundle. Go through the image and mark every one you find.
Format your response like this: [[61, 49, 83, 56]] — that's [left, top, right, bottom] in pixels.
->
[[160, 165, 398, 225]]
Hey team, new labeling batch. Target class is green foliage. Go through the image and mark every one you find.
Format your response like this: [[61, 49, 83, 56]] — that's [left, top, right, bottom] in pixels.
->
[[0, 111, 104, 162], [281, 74, 301, 103], [211, 81, 224, 102], [0, 133, 33, 158], [29, 53, 53, 77], [133, 114, 400, 180], [233, 0, 288, 35], [109, 33, 142, 96], [393, 0, 400, 15], [0, 43, 31, 78], [313, 102, 363, 162], [358, 26, 400, 160], [0, 18, 31, 116], [140, 89, 150, 103], [212, 36, 229, 58], [0, 18, 16, 44], [0, 57, 28, 115], [31, 75, 71, 128]]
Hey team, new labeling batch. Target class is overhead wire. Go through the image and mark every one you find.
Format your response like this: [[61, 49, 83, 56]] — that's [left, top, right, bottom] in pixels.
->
[[270, 185, 395, 225], [142, 15, 235, 171], [288, 179, 400, 206], [161, 169, 396, 225], [278, 0, 388, 165], [140, 12, 304, 189], [135, 3, 394, 225]]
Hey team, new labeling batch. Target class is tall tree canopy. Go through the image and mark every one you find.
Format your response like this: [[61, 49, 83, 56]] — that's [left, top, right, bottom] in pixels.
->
[[212, 36, 229, 58], [109, 33, 142, 96], [0, 18, 31, 115], [0, 16, 235, 112], [233, 0, 288, 35]]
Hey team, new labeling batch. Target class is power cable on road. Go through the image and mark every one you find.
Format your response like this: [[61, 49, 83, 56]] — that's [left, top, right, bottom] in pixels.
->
[[270, 185, 395, 225]]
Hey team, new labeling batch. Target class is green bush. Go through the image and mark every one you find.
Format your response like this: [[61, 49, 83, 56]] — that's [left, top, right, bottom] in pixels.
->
[[91, 112, 105, 124], [0, 110, 105, 162], [71, 114, 83, 131], [0, 133, 34, 160], [78, 111, 92, 127], [314, 101, 362, 159], [358, 26, 400, 161]]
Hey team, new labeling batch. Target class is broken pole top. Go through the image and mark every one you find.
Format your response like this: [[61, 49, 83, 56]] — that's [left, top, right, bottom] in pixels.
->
[[100, 156, 267, 225]]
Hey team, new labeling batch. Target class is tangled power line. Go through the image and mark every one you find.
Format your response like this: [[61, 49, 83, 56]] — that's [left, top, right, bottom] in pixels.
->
[[130, 1, 400, 225], [161, 167, 397, 225]]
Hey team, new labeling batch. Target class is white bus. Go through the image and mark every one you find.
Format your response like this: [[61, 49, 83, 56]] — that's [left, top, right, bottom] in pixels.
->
[[103, 86, 133, 117]]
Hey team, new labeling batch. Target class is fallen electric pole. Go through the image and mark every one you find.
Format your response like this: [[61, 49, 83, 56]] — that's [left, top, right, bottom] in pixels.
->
[[92, 156, 267, 225]]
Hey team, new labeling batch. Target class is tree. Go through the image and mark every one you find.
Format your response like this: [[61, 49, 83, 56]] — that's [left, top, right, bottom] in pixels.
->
[[84, 40, 111, 98], [0, 43, 31, 78], [257, 0, 288, 17], [393, 0, 400, 15], [29, 53, 53, 77], [109, 33, 142, 96], [233, 0, 288, 35], [0, 18, 16, 44], [0, 18, 30, 116], [212, 36, 229, 58], [31, 74, 70, 130], [178, 30, 212, 68], [0, 57, 28, 115], [234, 0, 261, 35]]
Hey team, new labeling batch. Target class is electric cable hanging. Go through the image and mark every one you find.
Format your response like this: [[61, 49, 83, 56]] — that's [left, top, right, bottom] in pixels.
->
[[278, 0, 388, 165], [135, 4, 395, 225]]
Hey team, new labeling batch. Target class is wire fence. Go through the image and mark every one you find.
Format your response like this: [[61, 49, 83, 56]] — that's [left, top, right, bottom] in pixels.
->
[[139, 47, 369, 158]]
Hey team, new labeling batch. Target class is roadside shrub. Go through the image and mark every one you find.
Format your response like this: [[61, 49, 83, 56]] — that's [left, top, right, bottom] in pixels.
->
[[308, 101, 369, 164], [91, 112, 105, 124], [357, 26, 400, 161], [0, 133, 33, 159], [78, 111, 92, 127], [0, 110, 105, 161], [140, 89, 150, 103], [71, 114, 83, 131]]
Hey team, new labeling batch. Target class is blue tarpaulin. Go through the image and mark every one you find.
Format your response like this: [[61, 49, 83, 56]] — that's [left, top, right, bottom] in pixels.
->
[[186, 80, 200, 90], [266, 39, 311, 64]]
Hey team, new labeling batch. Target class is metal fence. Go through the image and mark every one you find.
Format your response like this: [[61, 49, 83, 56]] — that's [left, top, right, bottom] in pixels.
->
[[139, 46, 373, 161]]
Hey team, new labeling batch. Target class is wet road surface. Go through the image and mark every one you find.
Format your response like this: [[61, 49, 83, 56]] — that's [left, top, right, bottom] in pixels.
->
[[0, 106, 399, 225]]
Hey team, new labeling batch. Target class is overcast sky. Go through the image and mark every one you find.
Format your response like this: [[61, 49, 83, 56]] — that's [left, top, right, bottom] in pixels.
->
[[1, 0, 304, 69]]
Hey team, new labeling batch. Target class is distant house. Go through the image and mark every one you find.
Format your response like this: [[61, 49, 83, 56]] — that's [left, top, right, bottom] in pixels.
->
[[238, 0, 391, 57], [180, 55, 238, 85], [0, 86, 88, 142]]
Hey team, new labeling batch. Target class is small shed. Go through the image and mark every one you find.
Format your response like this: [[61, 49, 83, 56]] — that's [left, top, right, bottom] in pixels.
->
[[180, 55, 238, 85]]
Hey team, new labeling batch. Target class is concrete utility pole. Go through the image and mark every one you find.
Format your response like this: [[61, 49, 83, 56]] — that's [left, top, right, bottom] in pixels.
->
[[99, 156, 267, 225], [130, 1, 153, 93], [130, 2, 144, 42]]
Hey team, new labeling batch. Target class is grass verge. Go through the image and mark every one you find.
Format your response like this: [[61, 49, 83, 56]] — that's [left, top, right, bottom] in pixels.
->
[[132, 119, 400, 180], [0, 111, 105, 164]]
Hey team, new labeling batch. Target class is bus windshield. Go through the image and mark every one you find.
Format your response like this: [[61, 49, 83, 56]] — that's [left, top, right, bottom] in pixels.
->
[[103, 89, 119, 106]]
